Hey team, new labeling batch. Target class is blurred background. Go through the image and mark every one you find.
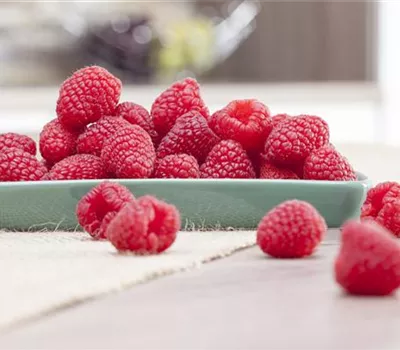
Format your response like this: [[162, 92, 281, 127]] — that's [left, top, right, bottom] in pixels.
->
[[0, 1, 398, 145]]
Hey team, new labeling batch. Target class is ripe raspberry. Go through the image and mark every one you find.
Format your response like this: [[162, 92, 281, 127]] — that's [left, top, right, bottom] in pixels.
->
[[272, 113, 291, 128], [303, 145, 357, 181], [208, 99, 272, 153], [115, 102, 159, 145], [39, 119, 81, 163], [101, 125, 155, 178], [0, 133, 36, 155], [156, 111, 219, 164], [0, 148, 47, 181], [107, 195, 181, 254], [56, 66, 121, 130], [376, 200, 400, 237], [76, 181, 135, 239], [151, 78, 209, 137], [259, 161, 299, 180], [200, 140, 256, 179], [257, 200, 327, 258], [264, 115, 329, 167], [40, 159, 53, 171], [334, 220, 400, 296], [361, 182, 400, 218], [47, 154, 107, 180], [76, 116, 129, 156], [154, 154, 200, 179]]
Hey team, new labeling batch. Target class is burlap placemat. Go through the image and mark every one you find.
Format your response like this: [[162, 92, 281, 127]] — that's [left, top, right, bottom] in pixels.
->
[[0, 230, 255, 331]]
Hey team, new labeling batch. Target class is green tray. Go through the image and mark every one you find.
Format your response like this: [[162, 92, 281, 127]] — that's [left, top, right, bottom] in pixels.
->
[[0, 173, 370, 231]]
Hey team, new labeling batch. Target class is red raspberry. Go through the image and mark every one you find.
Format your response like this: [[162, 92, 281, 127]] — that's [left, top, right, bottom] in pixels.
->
[[361, 182, 400, 218], [208, 99, 272, 153], [107, 195, 180, 254], [334, 220, 400, 296], [40, 159, 53, 171], [76, 181, 135, 239], [303, 145, 356, 181], [271, 113, 291, 128], [101, 125, 155, 178], [264, 115, 329, 166], [56, 66, 121, 130], [0, 133, 36, 155], [151, 78, 209, 138], [376, 200, 400, 237], [47, 154, 107, 180], [0, 148, 47, 181], [39, 119, 81, 163], [156, 111, 219, 164], [76, 116, 129, 156], [257, 200, 327, 258], [154, 154, 200, 179], [200, 140, 256, 179], [115, 102, 159, 145], [259, 161, 299, 180]]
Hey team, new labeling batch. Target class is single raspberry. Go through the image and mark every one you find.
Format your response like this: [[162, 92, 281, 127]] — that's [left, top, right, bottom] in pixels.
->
[[272, 113, 291, 128], [76, 116, 129, 156], [39, 119, 81, 163], [154, 154, 200, 179], [200, 140, 256, 179], [264, 115, 329, 167], [257, 200, 327, 258], [361, 182, 400, 218], [47, 154, 107, 180], [303, 145, 356, 181], [56, 66, 121, 130], [0, 133, 36, 155], [334, 220, 400, 296], [115, 102, 159, 145], [101, 125, 156, 178], [259, 161, 299, 180], [76, 181, 135, 239], [208, 99, 272, 153], [156, 111, 219, 164], [106, 195, 180, 254], [0, 148, 47, 181], [376, 200, 400, 237], [151, 78, 209, 138]]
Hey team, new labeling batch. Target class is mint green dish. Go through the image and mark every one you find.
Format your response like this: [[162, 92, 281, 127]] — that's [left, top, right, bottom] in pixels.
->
[[0, 173, 370, 231]]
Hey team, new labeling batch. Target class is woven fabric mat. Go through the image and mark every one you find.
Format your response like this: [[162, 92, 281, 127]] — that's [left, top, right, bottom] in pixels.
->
[[0, 231, 255, 331]]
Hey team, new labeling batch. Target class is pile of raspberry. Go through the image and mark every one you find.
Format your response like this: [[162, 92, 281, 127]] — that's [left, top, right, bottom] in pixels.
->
[[0, 65, 357, 182]]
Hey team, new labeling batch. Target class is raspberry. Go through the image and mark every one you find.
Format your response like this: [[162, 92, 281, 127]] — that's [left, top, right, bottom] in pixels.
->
[[40, 159, 53, 171], [264, 115, 329, 167], [101, 125, 155, 178], [39, 119, 81, 163], [272, 113, 291, 127], [76, 116, 129, 156], [154, 154, 200, 179], [361, 182, 400, 218], [0, 148, 47, 181], [208, 99, 272, 153], [47, 154, 107, 180], [156, 111, 219, 164], [0, 133, 36, 155], [115, 102, 159, 145], [259, 161, 299, 180], [76, 181, 135, 239], [106, 195, 180, 254], [303, 145, 357, 181], [256, 200, 327, 258], [151, 78, 209, 138], [200, 140, 256, 179], [376, 200, 400, 237], [56, 66, 121, 130], [334, 220, 400, 296]]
